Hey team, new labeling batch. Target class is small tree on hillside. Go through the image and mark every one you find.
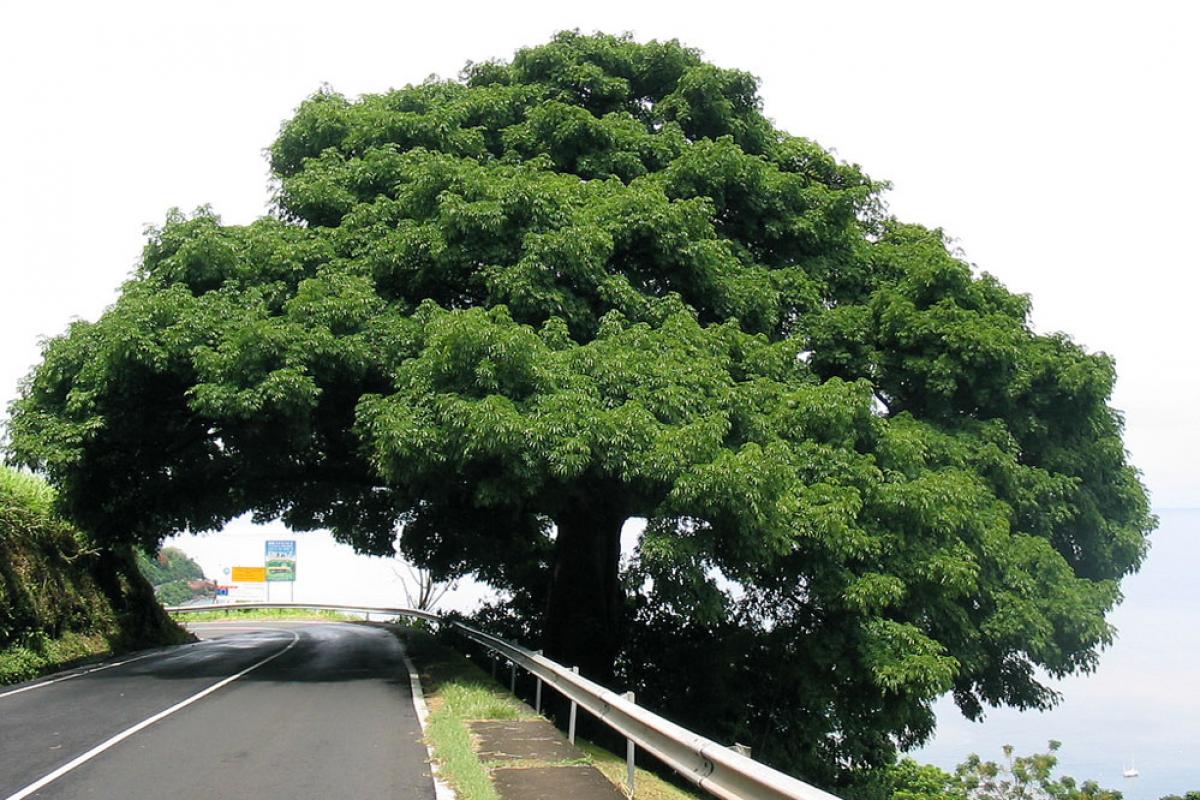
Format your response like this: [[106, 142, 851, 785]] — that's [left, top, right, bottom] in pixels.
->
[[889, 743, 1123, 800], [394, 563, 452, 611]]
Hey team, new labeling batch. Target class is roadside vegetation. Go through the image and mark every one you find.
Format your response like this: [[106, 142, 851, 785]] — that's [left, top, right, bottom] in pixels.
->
[[137, 547, 214, 605], [579, 740, 708, 800], [0, 467, 187, 685], [173, 607, 360, 623], [405, 630, 528, 800], [884, 742, 1124, 800], [888, 747, 1196, 800], [403, 620, 1152, 800], [402, 628, 701, 800]]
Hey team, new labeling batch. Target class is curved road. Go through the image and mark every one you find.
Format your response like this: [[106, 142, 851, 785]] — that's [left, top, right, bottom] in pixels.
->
[[0, 621, 436, 800]]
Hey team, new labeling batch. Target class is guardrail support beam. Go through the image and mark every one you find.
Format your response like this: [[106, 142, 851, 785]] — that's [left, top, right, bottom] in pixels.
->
[[568, 666, 579, 744], [534, 650, 543, 714], [623, 691, 636, 796]]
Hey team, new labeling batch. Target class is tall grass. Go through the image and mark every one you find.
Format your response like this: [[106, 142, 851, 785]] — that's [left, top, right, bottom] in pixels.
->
[[0, 466, 57, 520]]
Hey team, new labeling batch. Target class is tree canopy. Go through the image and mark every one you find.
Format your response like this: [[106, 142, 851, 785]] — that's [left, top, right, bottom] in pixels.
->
[[887, 741, 1123, 800], [5, 31, 1153, 786]]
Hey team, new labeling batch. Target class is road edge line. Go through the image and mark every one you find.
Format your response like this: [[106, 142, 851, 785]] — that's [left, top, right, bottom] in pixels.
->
[[401, 648, 456, 800], [2, 630, 301, 800], [0, 648, 172, 700]]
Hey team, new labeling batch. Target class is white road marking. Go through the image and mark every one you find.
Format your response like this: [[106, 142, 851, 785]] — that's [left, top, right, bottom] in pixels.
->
[[401, 649, 456, 800], [0, 649, 169, 700], [0, 623, 305, 700], [2, 629, 301, 800], [187, 621, 329, 633]]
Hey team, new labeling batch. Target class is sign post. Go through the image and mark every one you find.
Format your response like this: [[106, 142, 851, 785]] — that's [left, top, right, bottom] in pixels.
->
[[265, 540, 297, 601]]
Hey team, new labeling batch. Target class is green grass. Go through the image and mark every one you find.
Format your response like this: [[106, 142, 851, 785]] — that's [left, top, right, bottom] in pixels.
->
[[404, 632, 533, 800], [579, 740, 704, 800], [170, 607, 359, 622], [0, 630, 114, 685], [426, 702, 502, 800], [437, 680, 527, 721], [0, 467, 57, 518]]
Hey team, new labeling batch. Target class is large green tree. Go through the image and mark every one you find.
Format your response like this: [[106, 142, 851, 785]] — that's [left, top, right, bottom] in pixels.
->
[[5, 32, 1152, 785]]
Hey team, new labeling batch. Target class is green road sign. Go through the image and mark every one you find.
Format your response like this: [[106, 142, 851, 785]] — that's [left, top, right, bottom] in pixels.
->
[[265, 540, 296, 582]]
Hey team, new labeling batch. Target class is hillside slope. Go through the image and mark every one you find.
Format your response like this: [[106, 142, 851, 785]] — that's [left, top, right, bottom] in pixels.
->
[[0, 467, 189, 684]]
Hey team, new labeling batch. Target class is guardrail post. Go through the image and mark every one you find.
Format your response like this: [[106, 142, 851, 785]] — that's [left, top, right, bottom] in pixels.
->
[[731, 742, 752, 759], [534, 650, 543, 714], [491, 652, 497, 679], [510, 660, 516, 694], [568, 666, 579, 744], [623, 691, 636, 796]]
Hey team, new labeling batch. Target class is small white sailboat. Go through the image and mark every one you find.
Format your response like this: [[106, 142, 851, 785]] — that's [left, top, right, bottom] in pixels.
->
[[1123, 755, 1139, 778]]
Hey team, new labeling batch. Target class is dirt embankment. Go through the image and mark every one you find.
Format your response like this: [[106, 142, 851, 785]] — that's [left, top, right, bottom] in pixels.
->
[[0, 467, 188, 684]]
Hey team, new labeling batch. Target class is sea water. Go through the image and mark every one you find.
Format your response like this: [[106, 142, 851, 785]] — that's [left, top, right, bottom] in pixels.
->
[[913, 508, 1200, 800]]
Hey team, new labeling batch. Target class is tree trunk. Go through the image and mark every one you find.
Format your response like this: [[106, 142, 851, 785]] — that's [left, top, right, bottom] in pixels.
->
[[542, 497, 626, 684], [94, 546, 190, 648]]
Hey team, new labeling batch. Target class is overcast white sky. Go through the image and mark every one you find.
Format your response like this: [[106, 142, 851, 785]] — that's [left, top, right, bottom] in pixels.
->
[[1, 1, 1197, 784], [3, 0, 1195, 508]]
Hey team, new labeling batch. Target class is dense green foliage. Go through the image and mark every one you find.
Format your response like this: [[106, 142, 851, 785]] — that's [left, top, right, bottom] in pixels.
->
[[5, 32, 1152, 783], [136, 546, 211, 605], [0, 467, 185, 683], [152, 580, 195, 606], [137, 546, 204, 585]]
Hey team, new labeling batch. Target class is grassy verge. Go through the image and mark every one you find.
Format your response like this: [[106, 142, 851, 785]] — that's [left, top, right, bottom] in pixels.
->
[[404, 631, 529, 800], [401, 629, 701, 800], [170, 607, 360, 623], [579, 740, 703, 800]]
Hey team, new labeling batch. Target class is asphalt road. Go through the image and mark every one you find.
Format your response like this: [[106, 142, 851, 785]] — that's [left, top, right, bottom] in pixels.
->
[[0, 621, 436, 800]]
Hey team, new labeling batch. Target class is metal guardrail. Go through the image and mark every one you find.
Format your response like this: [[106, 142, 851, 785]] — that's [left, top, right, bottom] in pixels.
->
[[165, 602, 839, 800]]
